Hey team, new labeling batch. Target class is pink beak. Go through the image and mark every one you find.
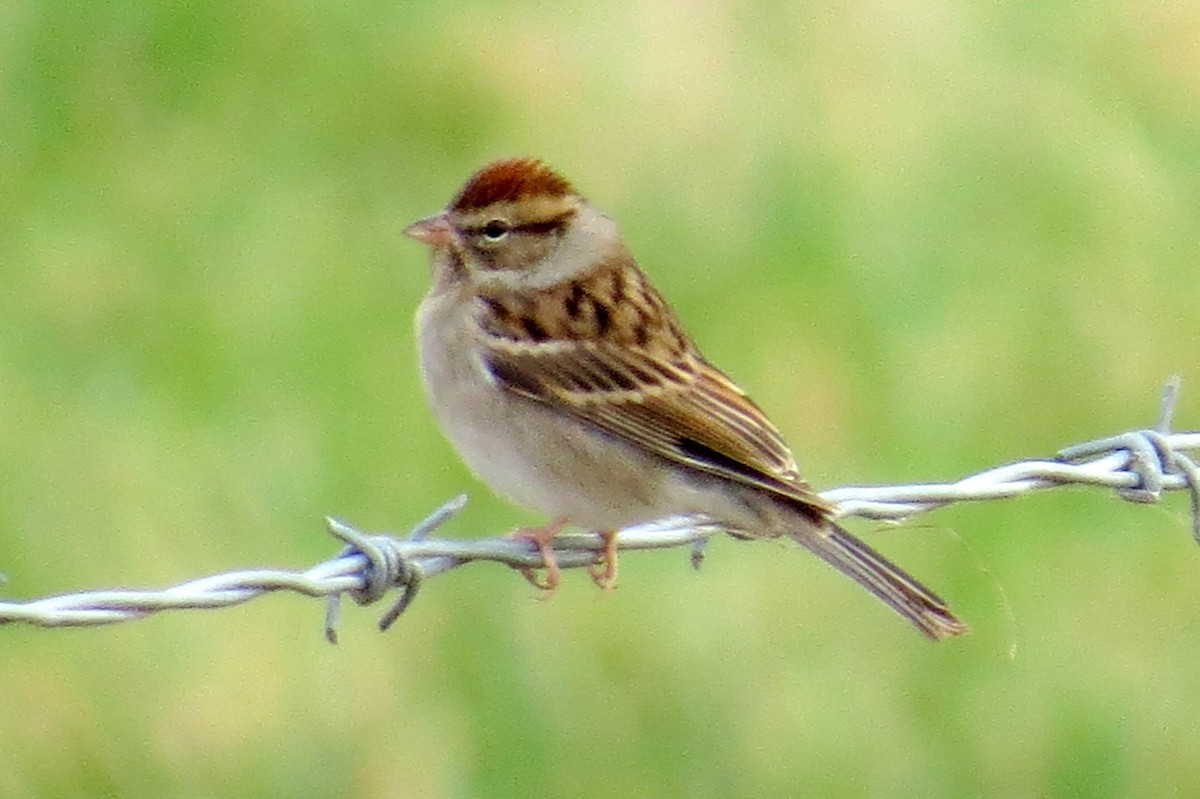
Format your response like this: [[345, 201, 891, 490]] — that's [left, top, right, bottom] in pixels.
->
[[403, 214, 452, 246]]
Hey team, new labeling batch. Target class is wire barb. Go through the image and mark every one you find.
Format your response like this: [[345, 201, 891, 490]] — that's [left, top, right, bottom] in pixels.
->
[[1057, 377, 1200, 540], [321, 495, 466, 643], [1, 380, 1197, 637]]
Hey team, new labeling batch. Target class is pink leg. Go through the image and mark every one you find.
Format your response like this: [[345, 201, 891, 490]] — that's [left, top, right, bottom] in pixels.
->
[[510, 517, 569, 591], [587, 531, 619, 590]]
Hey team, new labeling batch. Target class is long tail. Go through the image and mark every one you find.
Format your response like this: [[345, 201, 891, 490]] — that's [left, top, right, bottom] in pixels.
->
[[788, 520, 968, 640]]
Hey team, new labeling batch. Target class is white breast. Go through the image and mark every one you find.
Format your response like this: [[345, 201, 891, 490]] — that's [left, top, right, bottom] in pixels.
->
[[414, 286, 678, 530]]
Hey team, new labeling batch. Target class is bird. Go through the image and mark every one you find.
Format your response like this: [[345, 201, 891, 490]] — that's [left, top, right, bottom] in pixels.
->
[[403, 158, 966, 640]]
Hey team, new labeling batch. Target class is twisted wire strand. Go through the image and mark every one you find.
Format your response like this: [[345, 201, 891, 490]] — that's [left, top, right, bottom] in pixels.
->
[[2, 381, 1197, 639]]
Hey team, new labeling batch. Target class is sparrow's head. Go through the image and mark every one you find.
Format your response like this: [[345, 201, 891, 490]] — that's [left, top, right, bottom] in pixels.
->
[[405, 159, 625, 289]]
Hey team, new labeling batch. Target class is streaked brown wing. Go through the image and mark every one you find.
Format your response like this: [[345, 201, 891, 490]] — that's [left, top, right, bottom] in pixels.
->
[[480, 332, 833, 516]]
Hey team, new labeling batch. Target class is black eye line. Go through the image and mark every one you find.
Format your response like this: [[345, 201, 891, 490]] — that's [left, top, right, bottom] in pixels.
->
[[518, 219, 567, 235], [464, 218, 566, 238]]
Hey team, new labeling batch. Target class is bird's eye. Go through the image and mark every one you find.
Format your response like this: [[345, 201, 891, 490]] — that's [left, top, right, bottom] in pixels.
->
[[481, 220, 510, 242]]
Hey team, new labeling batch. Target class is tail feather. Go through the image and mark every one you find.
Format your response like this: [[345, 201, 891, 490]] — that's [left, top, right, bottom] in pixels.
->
[[788, 521, 968, 640]]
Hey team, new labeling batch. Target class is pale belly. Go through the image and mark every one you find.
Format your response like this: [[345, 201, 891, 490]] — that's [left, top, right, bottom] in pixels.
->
[[416, 292, 676, 530]]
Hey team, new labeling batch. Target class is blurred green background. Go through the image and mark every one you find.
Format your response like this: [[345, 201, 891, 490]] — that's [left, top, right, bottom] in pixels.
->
[[2, 1, 1199, 796]]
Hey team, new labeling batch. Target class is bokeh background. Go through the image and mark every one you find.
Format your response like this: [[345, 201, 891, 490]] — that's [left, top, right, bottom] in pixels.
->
[[2, 1, 1199, 796]]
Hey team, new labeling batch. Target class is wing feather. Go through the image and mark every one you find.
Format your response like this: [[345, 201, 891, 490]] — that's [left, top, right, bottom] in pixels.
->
[[481, 331, 832, 515]]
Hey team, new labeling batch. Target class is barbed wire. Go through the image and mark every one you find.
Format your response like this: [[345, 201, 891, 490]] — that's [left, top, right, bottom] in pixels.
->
[[2, 378, 1197, 641]]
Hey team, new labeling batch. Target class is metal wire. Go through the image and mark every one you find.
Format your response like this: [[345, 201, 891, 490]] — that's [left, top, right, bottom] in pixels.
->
[[2, 379, 1197, 639]]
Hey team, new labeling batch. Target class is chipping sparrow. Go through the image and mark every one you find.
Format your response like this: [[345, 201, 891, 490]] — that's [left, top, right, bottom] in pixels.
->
[[405, 158, 966, 640]]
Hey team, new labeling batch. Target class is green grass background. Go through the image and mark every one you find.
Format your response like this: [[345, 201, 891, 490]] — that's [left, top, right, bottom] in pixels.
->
[[2, 1, 1199, 796]]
